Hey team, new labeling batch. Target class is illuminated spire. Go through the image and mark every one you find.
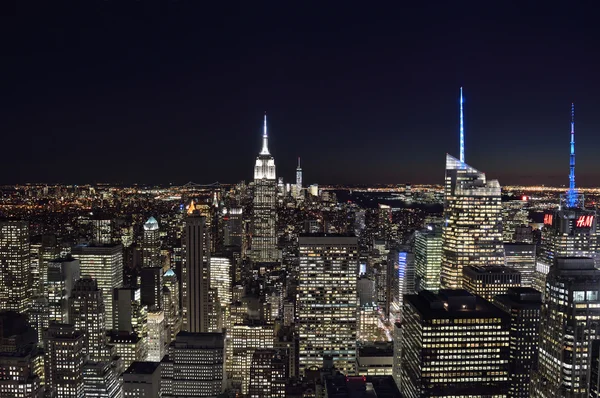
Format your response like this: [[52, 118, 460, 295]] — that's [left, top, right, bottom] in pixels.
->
[[187, 200, 196, 215], [567, 103, 577, 207], [260, 112, 270, 155], [297, 157, 301, 169], [459, 87, 465, 163]]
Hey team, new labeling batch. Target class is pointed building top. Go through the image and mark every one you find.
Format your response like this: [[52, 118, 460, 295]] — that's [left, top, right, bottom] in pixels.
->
[[260, 112, 270, 155], [144, 216, 159, 231], [459, 87, 465, 164], [297, 157, 301, 169], [187, 200, 196, 215]]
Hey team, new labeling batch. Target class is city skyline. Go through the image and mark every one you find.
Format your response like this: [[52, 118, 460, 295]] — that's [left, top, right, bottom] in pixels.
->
[[5, 3, 600, 186]]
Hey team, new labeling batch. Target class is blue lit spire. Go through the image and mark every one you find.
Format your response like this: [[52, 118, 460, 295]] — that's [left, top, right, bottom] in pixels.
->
[[567, 103, 577, 207], [459, 87, 465, 164]]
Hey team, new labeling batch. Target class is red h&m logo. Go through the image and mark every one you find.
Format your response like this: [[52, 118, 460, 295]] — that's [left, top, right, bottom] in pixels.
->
[[544, 214, 553, 225], [576, 215, 594, 228]]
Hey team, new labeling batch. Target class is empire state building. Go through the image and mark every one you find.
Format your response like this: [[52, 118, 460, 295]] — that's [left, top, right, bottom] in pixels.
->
[[251, 114, 279, 263]]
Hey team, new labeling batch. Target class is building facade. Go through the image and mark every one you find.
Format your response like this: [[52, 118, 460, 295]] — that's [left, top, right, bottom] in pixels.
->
[[297, 234, 359, 376], [440, 155, 504, 289]]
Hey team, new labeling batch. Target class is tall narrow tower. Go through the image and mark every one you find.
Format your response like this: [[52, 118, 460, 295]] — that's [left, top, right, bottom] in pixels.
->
[[251, 113, 279, 263], [568, 103, 577, 208], [296, 157, 302, 198], [459, 87, 465, 164]]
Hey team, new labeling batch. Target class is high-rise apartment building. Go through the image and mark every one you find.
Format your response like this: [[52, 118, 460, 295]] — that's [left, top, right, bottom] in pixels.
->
[[182, 210, 211, 333], [161, 332, 225, 397], [69, 277, 110, 361], [251, 114, 279, 263], [297, 234, 359, 376], [531, 257, 600, 397], [399, 290, 510, 397], [46, 257, 80, 324], [163, 269, 181, 341], [462, 265, 522, 301], [0, 219, 31, 313], [441, 155, 504, 289], [493, 288, 542, 398], [72, 243, 123, 330], [414, 225, 442, 292], [44, 323, 85, 398]]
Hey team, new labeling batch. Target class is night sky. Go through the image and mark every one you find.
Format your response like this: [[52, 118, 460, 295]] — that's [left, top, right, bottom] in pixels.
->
[[4, 2, 600, 186]]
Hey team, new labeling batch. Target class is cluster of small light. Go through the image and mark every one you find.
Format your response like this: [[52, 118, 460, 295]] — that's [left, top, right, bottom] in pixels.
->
[[297, 236, 359, 376], [0, 220, 31, 313], [109, 335, 144, 370], [441, 156, 504, 289], [0, 350, 44, 398]]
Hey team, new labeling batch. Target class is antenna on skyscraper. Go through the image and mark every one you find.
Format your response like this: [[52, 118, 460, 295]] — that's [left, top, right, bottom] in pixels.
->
[[567, 103, 576, 207], [459, 87, 465, 164]]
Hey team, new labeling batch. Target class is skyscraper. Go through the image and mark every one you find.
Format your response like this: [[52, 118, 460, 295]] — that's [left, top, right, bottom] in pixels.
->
[[414, 225, 442, 292], [440, 154, 504, 289], [161, 332, 225, 397], [146, 309, 167, 362], [46, 257, 80, 324], [462, 265, 522, 301], [535, 105, 598, 294], [0, 219, 31, 313], [209, 256, 232, 308], [531, 257, 600, 397], [248, 349, 287, 398], [251, 113, 279, 263], [44, 323, 85, 398], [504, 243, 536, 287], [297, 234, 359, 376], [440, 89, 504, 289], [231, 321, 275, 394], [399, 290, 510, 397], [69, 277, 109, 361], [142, 216, 161, 268], [295, 157, 302, 199], [493, 287, 542, 398], [72, 243, 123, 330], [182, 208, 211, 333]]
